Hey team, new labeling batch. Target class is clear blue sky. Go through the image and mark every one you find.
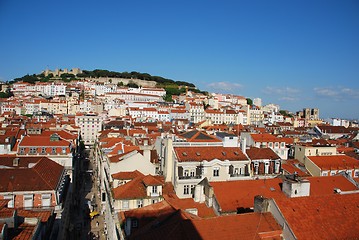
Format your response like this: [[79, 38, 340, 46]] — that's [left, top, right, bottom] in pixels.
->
[[1, 0, 358, 119]]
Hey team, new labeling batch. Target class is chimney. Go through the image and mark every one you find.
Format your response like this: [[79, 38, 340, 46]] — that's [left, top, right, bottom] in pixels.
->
[[254, 195, 269, 213], [13, 158, 19, 167], [241, 137, 247, 154], [164, 136, 174, 182], [282, 174, 310, 198]]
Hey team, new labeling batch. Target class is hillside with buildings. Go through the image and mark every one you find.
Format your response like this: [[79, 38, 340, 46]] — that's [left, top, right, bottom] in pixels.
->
[[0, 68, 358, 239]]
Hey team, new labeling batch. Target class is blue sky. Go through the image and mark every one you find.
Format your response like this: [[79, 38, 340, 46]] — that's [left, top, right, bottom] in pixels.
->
[[0, 0, 358, 119]]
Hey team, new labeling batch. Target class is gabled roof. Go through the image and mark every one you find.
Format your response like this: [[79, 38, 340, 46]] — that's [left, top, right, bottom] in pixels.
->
[[112, 175, 165, 200], [174, 146, 248, 162], [179, 130, 221, 142], [246, 147, 280, 160], [0, 157, 64, 192]]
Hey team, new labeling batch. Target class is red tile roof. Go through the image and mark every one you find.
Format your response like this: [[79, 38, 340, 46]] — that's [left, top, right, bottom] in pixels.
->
[[17, 209, 52, 222], [0, 157, 64, 192], [210, 175, 358, 213], [307, 155, 359, 170], [164, 193, 216, 218], [112, 170, 144, 180], [19, 135, 71, 147], [129, 210, 282, 240], [178, 130, 222, 143], [274, 193, 359, 240], [281, 160, 310, 177], [246, 147, 280, 160], [113, 175, 165, 200], [211, 178, 284, 213], [251, 133, 284, 143], [174, 146, 248, 162], [192, 212, 282, 240]]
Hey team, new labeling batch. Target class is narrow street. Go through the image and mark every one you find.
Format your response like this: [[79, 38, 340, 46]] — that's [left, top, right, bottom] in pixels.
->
[[64, 147, 106, 240]]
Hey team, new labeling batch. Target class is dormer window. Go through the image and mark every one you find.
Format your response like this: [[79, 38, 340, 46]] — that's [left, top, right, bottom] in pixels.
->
[[19, 147, 25, 155], [29, 147, 37, 154]]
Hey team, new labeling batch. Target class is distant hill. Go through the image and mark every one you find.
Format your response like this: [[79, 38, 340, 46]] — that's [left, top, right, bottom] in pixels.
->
[[12, 69, 196, 88], [10, 69, 208, 101]]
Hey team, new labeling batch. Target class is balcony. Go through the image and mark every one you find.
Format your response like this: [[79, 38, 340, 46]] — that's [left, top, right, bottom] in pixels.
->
[[178, 175, 202, 180]]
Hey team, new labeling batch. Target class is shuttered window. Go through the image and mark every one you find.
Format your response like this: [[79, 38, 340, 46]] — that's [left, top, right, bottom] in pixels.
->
[[24, 194, 33, 208], [42, 193, 51, 207]]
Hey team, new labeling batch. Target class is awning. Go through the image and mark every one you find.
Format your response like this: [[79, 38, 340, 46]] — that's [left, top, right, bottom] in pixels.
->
[[90, 211, 99, 218]]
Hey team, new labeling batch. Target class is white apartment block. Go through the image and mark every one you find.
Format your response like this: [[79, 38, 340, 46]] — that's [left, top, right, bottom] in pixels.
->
[[186, 102, 205, 123], [75, 113, 103, 145], [43, 83, 66, 96]]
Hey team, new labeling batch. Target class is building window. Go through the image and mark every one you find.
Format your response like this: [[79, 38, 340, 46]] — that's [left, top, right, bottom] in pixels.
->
[[184, 185, 190, 195], [137, 199, 143, 208], [19, 147, 25, 154], [52, 147, 56, 154], [355, 170, 359, 178], [184, 169, 189, 176], [190, 169, 195, 177], [42, 193, 51, 207], [122, 200, 129, 209], [275, 142, 279, 148], [4, 195, 14, 208], [191, 185, 195, 194], [152, 186, 158, 194], [24, 194, 33, 208], [132, 219, 138, 228], [322, 171, 328, 176], [29, 147, 37, 154], [213, 167, 220, 177], [41, 147, 46, 154], [62, 147, 66, 154]]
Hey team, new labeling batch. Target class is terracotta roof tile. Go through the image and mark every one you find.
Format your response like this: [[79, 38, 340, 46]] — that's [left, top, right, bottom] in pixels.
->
[[112, 170, 144, 180], [164, 193, 216, 218], [19, 135, 71, 147], [174, 146, 248, 162], [251, 133, 284, 142], [211, 175, 358, 213], [0, 157, 64, 192], [246, 147, 280, 160], [307, 155, 359, 170], [275, 193, 359, 240], [113, 175, 165, 200]]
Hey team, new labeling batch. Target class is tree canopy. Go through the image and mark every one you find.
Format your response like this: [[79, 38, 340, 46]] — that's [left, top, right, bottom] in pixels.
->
[[246, 98, 253, 105]]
